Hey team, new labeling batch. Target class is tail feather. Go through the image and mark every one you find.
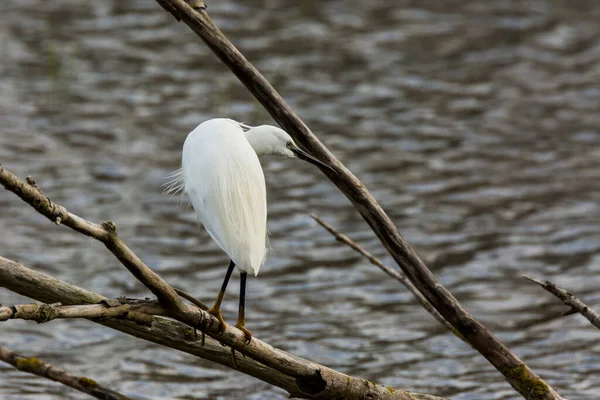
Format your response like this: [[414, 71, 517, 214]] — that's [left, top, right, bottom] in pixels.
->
[[162, 168, 187, 206]]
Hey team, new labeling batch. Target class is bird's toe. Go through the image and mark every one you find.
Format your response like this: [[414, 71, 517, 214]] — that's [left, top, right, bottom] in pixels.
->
[[235, 322, 252, 344], [207, 307, 227, 335]]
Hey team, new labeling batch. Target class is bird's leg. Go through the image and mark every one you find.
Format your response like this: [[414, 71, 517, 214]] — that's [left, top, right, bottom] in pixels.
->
[[235, 272, 253, 344], [207, 260, 235, 335]]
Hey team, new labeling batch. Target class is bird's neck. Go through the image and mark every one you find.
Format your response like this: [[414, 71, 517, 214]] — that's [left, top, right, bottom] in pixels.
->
[[244, 128, 270, 156]]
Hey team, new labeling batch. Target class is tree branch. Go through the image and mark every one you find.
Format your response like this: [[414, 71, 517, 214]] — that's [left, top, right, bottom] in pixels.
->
[[151, 1, 564, 399], [0, 300, 165, 325], [0, 345, 136, 400], [0, 165, 186, 315], [311, 214, 466, 344], [523, 275, 600, 330], [0, 243, 445, 399], [0, 256, 303, 397], [173, 287, 209, 310]]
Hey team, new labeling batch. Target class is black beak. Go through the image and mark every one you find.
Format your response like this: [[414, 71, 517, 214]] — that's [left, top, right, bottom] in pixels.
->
[[291, 148, 336, 173]]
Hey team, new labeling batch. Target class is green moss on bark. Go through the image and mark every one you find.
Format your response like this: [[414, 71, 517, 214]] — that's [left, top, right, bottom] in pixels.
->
[[15, 357, 44, 372], [506, 364, 549, 398], [77, 377, 98, 389]]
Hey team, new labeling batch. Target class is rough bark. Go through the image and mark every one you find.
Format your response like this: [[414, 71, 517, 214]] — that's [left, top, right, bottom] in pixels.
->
[[0, 300, 165, 325], [0, 257, 445, 400], [151, 2, 565, 399]]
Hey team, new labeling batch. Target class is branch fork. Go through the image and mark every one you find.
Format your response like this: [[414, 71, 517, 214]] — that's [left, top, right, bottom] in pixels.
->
[[524, 275, 600, 330]]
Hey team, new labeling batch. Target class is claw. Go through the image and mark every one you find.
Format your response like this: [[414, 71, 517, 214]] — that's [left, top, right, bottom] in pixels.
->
[[235, 322, 253, 344], [207, 307, 227, 335]]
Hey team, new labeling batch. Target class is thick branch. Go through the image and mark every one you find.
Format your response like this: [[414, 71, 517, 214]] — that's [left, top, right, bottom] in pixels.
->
[[0, 345, 135, 400], [0, 257, 300, 395], [523, 275, 600, 330], [0, 258, 444, 400], [151, 2, 564, 398], [311, 215, 466, 344], [0, 300, 165, 325]]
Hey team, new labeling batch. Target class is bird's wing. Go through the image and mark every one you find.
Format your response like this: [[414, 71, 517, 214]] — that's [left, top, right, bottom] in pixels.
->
[[182, 119, 267, 275]]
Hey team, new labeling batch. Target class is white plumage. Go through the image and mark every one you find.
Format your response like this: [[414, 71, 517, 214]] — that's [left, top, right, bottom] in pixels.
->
[[182, 118, 267, 276], [165, 117, 333, 339]]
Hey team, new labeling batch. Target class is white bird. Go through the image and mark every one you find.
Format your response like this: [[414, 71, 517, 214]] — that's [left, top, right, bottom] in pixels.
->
[[166, 118, 333, 342]]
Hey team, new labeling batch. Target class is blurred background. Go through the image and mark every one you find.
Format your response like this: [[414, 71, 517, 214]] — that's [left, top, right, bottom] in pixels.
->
[[1, 0, 600, 399]]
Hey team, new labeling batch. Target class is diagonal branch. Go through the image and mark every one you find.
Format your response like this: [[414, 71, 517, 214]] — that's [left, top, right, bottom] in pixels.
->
[[0, 166, 186, 315], [174, 287, 209, 310], [0, 345, 137, 400], [311, 215, 466, 343], [523, 275, 600, 330], [151, 2, 564, 399], [0, 256, 446, 400]]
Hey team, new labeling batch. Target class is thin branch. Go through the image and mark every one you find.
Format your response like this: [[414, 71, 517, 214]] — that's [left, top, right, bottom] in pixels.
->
[[0, 165, 186, 315], [151, 2, 564, 398], [523, 275, 600, 330], [0, 345, 136, 400], [174, 287, 209, 310], [311, 214, 466, 343]]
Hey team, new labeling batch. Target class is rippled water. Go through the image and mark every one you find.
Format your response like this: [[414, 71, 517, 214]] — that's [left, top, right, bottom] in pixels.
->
[[1, 1, 600, 399]]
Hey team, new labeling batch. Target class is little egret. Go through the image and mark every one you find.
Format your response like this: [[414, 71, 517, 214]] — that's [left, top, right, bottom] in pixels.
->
[[166, 118, 333, 342]]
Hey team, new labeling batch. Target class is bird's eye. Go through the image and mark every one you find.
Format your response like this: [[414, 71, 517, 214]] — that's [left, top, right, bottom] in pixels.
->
[[285, 141, 293, 149]]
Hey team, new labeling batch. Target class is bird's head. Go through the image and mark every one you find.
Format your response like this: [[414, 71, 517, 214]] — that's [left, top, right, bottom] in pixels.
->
[[244, 124, 335, 172]]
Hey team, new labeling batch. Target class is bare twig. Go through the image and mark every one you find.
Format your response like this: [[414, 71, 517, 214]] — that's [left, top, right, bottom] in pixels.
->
[[0, 345, 136, 400], [311, 215, 466, 343], [174, 287, 209, 310], [0, 256, 446, 400], [151, 2, 564, 398], [523, 275, 600, 330]]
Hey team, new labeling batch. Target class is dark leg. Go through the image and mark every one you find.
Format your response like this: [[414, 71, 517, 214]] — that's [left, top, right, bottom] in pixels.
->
[[207, 260, 235, 334], [235, 272, 252, 344]]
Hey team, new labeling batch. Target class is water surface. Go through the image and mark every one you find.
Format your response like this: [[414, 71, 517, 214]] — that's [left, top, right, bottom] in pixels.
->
[[1, 1, 600, 399]]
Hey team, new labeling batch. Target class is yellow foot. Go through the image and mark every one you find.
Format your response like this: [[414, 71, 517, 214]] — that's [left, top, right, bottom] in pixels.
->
[[235, 322, 252, 344], [207, 307, 227, 335]]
